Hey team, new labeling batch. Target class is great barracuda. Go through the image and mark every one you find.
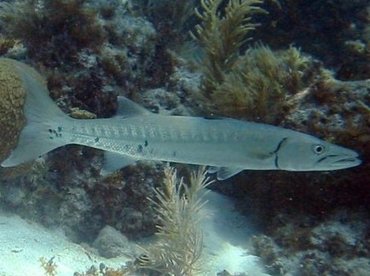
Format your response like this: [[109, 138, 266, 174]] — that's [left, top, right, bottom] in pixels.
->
[[1, 60, 361, 180]]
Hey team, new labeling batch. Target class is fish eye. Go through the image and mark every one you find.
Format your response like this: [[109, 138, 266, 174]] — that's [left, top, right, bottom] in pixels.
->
[[312, 144, 325, 155]]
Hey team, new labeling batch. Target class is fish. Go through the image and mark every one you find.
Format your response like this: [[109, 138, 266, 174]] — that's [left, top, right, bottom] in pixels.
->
[[0, 60, 361, 180]]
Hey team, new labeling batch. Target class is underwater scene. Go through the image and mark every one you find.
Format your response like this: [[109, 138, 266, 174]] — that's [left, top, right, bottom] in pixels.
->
[[0, 0, 369, 275]]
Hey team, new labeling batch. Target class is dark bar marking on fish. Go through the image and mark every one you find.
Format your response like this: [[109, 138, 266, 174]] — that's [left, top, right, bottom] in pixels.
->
[[273, 137, 288, 169], [137, 144, 143, 153]]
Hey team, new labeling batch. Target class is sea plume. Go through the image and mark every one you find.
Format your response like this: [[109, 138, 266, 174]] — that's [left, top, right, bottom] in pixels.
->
[[139, 165, 213, 275]]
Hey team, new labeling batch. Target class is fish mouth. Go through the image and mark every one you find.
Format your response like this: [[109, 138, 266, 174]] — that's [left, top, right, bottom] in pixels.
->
[[330, 156, 362, 168], [318, 153, 362, 169]]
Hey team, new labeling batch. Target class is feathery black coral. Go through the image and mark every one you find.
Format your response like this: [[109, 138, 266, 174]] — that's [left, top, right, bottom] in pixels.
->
[[191, 1, 318, 123], [191, 0, 266, 93], [141, 166, 213, 275]]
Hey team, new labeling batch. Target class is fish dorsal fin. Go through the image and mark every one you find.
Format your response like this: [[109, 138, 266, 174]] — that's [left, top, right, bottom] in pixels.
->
[[216, 167, 243, 180], [101, 152, 138, 176], [116, 96, 150, 117]]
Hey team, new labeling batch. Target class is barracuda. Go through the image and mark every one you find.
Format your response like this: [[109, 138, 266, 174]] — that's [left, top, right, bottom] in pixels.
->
[[1, 60, 361, 180]]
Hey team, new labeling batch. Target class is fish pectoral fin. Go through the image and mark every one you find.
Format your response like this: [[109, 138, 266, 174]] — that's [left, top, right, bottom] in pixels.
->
[[215, 167, 244, 180], [207, 166, 219, 174], [102, 152, 138, 176]]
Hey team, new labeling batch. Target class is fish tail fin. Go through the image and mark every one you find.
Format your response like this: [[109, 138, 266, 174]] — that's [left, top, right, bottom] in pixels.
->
[[1, 61, 72, 167]]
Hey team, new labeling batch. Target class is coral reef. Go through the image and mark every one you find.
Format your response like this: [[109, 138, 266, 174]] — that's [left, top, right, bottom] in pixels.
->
[[254, 0, 370, 80], [190, 4, 369, 274], [0, 36, 19, 56], [0, 0, 180, 244], [92, 225, 134, 258], [0, 152, 162, 242], [0, 0, 113, 117], [213, 76, 370, 274], [135, 0, 196, 48], [73, 166, 213, 275], [0, 0, 181, 243], [191, 0, 329, 123], [0, 0, 173, 118], [205, 45, 322, 122], [0, 0, 368, 275], [252, 210, 370, 275], [0, 0, 105, 65]]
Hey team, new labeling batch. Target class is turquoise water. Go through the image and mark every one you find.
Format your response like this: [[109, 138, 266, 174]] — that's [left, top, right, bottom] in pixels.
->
[[0, 0, 369, 275]]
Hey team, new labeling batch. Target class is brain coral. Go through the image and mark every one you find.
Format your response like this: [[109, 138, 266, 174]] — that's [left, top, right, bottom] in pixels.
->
[[0, 58, 38, 163]]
